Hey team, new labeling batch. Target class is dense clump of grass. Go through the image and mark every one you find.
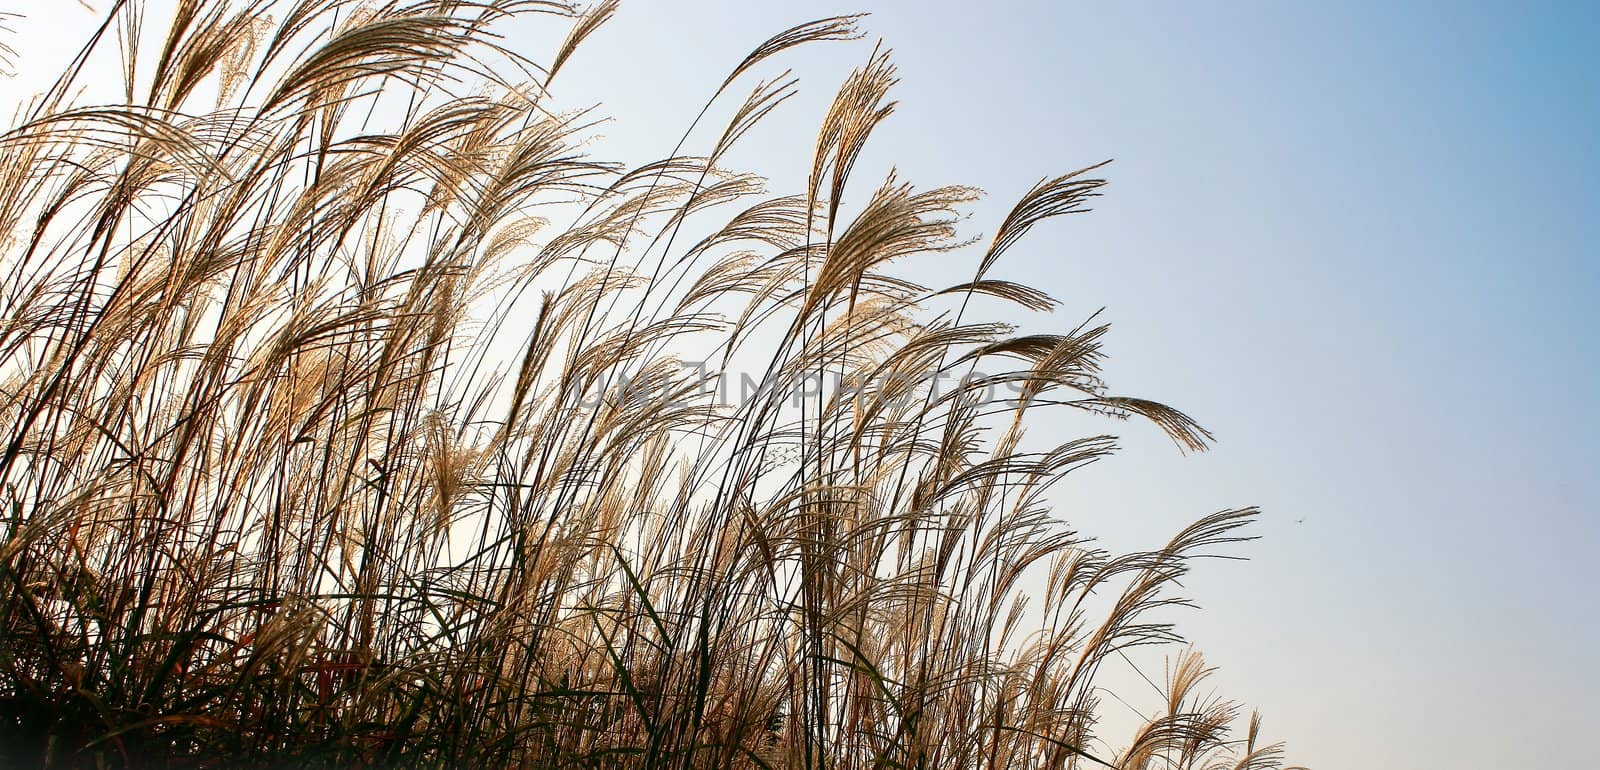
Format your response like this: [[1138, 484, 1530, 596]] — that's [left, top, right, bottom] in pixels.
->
[[0, 2, 1300, 768]]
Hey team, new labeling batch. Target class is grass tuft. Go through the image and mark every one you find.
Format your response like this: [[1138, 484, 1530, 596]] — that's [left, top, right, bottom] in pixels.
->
[[0, 2, 1300, 768]]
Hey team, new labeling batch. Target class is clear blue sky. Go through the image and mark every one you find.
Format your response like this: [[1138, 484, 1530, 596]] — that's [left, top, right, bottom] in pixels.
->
[[6, 1, 1596, 767], [536, 1, 1597, 767]]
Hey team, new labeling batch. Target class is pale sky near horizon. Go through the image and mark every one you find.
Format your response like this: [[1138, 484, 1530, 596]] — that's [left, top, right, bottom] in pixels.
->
[[4, 1, 1596, 768]]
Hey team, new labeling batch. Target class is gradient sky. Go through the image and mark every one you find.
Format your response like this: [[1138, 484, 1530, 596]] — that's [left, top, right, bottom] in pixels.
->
[[544, 2, 1600, 767], [6, 2, 1597, 768]]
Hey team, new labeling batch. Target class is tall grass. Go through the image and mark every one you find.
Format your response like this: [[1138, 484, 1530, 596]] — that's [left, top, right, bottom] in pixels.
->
[[0, 2, 1299, 768]]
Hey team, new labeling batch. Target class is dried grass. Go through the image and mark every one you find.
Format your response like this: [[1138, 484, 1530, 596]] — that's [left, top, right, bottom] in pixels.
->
[[0, 2, 1299, 768]]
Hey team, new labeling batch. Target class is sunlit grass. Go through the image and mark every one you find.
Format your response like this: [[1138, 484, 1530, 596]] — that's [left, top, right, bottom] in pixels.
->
[[0, 2, 1298, 768]]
